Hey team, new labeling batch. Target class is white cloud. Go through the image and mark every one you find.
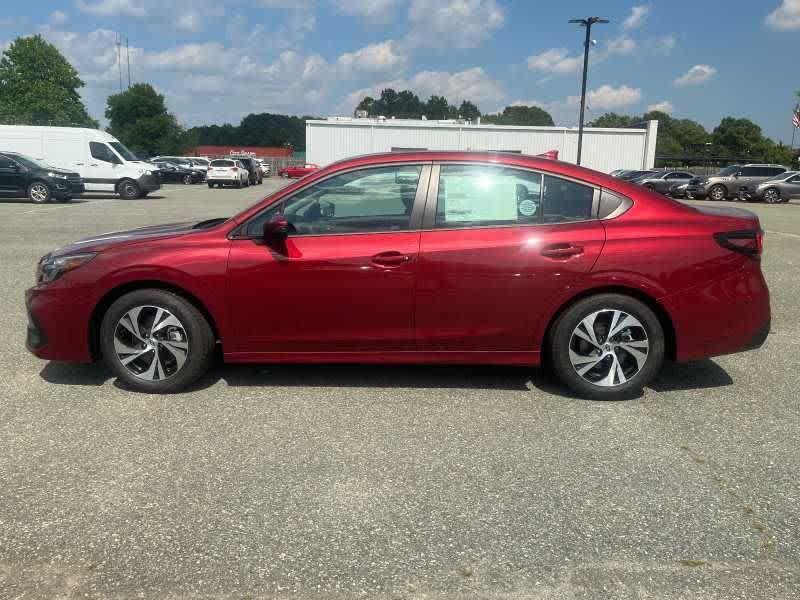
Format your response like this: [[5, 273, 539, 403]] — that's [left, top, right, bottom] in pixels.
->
[[605, 35, 636, 56], [143, 43, 236, 71], [623, 5, 650, 31], [75, 0, 225, 32], [646, 100, 674, 114], [340, 66, 505, 114], [649, 34, 676, 55], [526, 48, 582, 74], [673, 64, 717, 87], [407, 0, 505, 48], [75, 0, 147, 17], [765, 0, 800, 30], [568, 84, 642, 110], [336, 40, 407, 76], [49, 10, 69, 26], [333, 0, 400, 22]]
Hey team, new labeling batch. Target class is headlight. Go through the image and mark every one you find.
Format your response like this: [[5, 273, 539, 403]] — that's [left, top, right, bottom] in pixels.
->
[[47, 172, 68, 179], [36, 252, 97, 285]]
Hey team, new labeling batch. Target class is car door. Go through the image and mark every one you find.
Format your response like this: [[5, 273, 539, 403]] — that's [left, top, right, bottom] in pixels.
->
[[225, 163, 430, 355], [84, 141, 122, 192], [736, 166, 759, 192], [415, 164, 606, 352], [0, 154, 27, 195]]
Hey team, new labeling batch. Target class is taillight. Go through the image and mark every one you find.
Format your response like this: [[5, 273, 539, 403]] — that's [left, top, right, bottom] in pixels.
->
[[232, 167, 239, 172], [714, 229, 763, 258]]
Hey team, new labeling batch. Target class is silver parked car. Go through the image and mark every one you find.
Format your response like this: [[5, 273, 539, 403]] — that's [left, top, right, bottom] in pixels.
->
[[632, 170, 695, 195], [686, 164, 787, 201], [751, 171, 800, 203]]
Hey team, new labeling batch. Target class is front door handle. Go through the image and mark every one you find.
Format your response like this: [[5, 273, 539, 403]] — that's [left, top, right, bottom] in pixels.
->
[[371, 251, 412, 267], [541, 244, 584, 259]]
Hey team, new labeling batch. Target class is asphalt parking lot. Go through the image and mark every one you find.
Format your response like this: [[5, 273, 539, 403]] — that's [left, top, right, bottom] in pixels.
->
[[1, 181, 799, 599]]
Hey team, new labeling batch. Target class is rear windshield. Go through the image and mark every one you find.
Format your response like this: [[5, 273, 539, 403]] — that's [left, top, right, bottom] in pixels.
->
[[210, 160, 235, 167]]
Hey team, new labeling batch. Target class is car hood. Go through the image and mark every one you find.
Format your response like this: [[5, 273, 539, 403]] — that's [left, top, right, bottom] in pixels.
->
[[50, 222, 199, 256], [44, 167, 81, 178]]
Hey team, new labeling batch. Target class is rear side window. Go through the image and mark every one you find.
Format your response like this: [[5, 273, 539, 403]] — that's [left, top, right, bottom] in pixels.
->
[[740, 166, 759, 176], [90, 142, 119, 163], [541, 175, 594, 223], [435, 165, 543, 228], [211, 160, 235, 167]]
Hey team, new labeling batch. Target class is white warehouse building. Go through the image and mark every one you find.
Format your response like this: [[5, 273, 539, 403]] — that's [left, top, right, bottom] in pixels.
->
[[306, 117, 658, 174]]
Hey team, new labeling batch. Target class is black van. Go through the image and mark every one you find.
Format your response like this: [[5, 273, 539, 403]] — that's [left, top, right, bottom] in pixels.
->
[[0, 152, 84, 203]]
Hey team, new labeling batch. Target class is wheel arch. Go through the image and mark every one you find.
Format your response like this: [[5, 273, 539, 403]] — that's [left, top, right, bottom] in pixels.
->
[[542, 285, 677, 363], [88, 279, 220, 360]]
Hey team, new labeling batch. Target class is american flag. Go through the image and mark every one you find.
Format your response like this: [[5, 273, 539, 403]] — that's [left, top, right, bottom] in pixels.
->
[[793, 106, 800, 129]]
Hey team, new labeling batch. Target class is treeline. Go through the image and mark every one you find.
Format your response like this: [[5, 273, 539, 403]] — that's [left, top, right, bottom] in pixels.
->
[[355, 88, 554, 126], [187, 113, 315, 151], [589, 111, 797, 167]]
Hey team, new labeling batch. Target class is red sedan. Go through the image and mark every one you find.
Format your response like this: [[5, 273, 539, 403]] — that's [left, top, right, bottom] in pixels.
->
[[26, 151, 770, 399], [278, 163, 319, 178]]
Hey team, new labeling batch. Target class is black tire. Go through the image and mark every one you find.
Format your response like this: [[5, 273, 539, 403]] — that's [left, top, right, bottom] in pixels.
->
[[117, 179, 141, 200], [208, 182, 214, 188], [99, 289, 215, 393], [28, 181, 51, 203], [182, 174, 193, 185], [708, 184, 727, 202], [549, 293, 665, 400], [235, 180, 242, 189], [763, 188, 780, 204], [644, 184, 656, 192]]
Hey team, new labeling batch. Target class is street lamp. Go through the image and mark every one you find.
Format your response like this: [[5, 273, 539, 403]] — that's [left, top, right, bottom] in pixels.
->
[[569, 16, 609, 166]]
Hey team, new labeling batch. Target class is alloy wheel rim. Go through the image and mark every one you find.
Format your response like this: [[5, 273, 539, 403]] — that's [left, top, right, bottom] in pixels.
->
[[30, 184, 48, 202], [114, 305, 189, 381], [568, 309, 650, 387], [712, 187, 724, 200], [765, 190, 778, 203]]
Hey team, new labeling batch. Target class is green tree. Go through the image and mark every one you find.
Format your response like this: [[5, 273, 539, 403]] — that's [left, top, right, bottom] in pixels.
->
[[0, 34, 97, 127], [424, 95, 450, 120], [458, 100, 481, 121], [484, 105, 554, 126], [105, 83, 185, 157], [587, 112, 638, 128]]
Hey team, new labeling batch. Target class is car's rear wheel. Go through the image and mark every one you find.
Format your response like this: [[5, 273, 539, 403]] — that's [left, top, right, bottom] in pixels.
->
[[28, 182, 51, 203], [709, 184, 727, 201], [182, 174, 193, 185], [644, 183, 656, 192], [763, 188, 780, 204], [99, 289, 215, 393], [549, 294, 665, 400]]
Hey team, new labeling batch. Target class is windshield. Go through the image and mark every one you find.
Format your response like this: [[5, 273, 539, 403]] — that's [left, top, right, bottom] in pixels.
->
[[766, 171, 796, 181], [716, 166, 740, 176], [191, 158, 209, 166], [109, 141, 138, 161], [7, 153, 54, 170]]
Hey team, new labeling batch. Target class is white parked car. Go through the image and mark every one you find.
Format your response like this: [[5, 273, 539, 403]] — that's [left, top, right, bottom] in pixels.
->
[[255, 159, 270, 177], [207, 159, 250, 188], [0, 125, 159, 199]]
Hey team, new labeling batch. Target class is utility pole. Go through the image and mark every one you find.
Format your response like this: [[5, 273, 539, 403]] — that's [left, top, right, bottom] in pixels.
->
[[126, 37, 131, 89], [116, 32, 122, 91], [569, 16, 608, 166]]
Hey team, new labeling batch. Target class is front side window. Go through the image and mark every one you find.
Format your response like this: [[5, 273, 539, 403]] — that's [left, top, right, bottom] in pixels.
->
[[109, 141, 137, 161], [90, 142, 119, 163], [245, 165, 422, 237]]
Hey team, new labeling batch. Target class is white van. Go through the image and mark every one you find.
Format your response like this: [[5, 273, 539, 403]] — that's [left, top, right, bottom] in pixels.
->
[[0, 125, 160, 199]]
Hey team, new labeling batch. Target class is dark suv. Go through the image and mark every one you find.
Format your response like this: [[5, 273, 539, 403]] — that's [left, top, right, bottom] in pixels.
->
[[686, 164, 787, 201], [0, 152, 84, 203], [231, 156, 263, 185]]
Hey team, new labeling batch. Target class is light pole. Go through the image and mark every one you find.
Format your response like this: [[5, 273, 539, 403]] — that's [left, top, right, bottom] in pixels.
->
[[569, 16, 608, 166]]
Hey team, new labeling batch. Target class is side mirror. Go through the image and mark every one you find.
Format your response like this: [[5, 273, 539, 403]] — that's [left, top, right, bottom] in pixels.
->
[[734, 171, 742, 178], [263, 215, 290, 244]]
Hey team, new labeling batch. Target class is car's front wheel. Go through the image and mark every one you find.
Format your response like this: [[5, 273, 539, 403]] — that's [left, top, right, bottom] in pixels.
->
[[99, 289, 215, 393], [709, 184, 727, 201], [763, 188, 780, 204], [549, 294, 665, 400], [28, 181, 51, 203]]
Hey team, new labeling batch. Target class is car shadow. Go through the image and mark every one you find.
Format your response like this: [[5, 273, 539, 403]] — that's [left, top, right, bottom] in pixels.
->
[[39, 357, 734, 398], [79, 194, 166, 200], [0, 198, 92, 205]]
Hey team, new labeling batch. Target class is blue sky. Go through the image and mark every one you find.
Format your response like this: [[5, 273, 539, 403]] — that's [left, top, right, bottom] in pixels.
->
[[1, 1, 798, 143]]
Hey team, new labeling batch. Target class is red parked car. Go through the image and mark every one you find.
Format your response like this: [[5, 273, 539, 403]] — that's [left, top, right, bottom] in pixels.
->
[[278, 163, 319, 178], [26, 151, 770, 399]]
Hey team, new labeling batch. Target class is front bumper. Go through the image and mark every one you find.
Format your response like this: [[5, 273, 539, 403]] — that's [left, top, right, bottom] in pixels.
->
[[137, 173, 161, 192], [25, 285, 94, 362], [686, 185, 708, 197], [51, 179, 85, 197]]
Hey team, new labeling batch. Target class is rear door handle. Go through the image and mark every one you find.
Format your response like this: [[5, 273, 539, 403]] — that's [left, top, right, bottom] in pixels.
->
[[541, 244, 584, 259], [371, 251, 412, 267]]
